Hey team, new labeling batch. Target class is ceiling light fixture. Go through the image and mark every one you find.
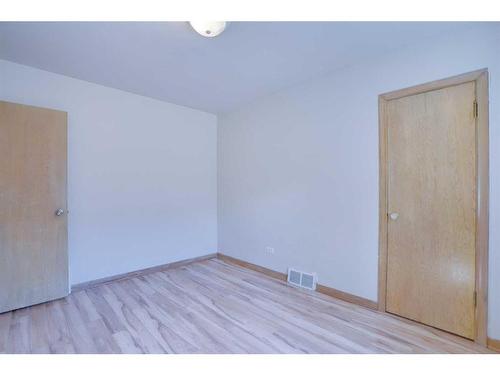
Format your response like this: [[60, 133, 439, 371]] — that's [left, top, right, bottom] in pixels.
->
[[189, 22, 227, 38]]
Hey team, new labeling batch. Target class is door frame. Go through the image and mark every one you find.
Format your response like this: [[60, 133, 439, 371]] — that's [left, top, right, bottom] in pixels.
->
[[378, 69, 489, 346]]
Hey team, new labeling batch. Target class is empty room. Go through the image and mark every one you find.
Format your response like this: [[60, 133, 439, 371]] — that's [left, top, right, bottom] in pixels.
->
[[1, 2, 500, 370]]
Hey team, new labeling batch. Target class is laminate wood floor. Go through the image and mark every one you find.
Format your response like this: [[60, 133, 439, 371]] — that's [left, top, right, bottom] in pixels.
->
[[0, 258, 493, 354]]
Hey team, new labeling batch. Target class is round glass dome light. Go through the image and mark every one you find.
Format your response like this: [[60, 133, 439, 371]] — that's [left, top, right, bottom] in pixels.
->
[[189, 22, 227, 38]]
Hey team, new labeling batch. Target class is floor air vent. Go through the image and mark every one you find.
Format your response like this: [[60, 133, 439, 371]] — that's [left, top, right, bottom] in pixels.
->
[[287, 268, 317, 290]]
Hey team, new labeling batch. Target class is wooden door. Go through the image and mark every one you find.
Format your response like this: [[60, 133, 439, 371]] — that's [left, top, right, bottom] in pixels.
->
[[385, 82, 477, 339], [0, 101, 68, 313]]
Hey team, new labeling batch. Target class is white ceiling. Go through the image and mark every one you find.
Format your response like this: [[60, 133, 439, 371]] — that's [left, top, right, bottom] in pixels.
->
[[0, 22, 480, 113]]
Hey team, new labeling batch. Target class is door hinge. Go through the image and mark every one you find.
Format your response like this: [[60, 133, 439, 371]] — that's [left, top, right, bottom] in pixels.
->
[[474, 291, 477, 307], [473, 100, 478, 118]]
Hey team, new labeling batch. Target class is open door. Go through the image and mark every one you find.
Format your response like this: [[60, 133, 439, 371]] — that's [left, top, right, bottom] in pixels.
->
[[0, 100, 69, 313]]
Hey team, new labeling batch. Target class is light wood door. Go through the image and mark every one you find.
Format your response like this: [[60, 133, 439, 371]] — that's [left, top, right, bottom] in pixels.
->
[[0, 101, 68, 313], [385, 82, 477, 339]]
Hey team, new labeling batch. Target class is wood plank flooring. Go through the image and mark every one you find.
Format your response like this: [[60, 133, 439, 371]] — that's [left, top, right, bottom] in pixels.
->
[[0, 258, 493, 354]]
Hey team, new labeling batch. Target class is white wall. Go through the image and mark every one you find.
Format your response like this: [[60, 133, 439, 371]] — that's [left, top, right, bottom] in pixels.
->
[[0, 59, 218, 285], [218, 24, 500, 338]]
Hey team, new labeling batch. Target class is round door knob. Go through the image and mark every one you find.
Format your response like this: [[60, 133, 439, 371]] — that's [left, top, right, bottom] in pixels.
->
[[55, 208, 65, 216], [389, 212, 399, 220]]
